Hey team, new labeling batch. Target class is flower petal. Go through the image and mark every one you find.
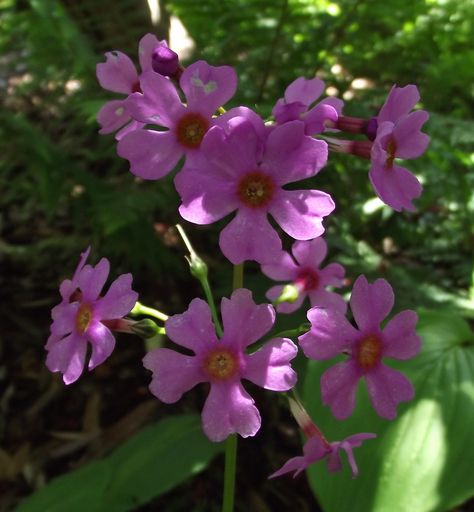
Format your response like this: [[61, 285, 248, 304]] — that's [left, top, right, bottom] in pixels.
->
[[284, 77, 325, 106], [87, 322, 116, 370], [201, 380, 261, 442], [95, 273, 138, 319], [165, 298, 218, 352], [46, 333, 87, 385], [378, 84, 420, 123], [270, 189, 335, 240], [96, 51, 138, 94], [383, 310, 421, 359], [263, 121, 328, 185], [308, 289, 347, 315], [393, 110, 430, 159], [365, 364, 414, 419], [268, 455, 308, 479], [219, 209, 282, 264], [117, 129, 182, 180], [299, 307, 358, 360], [321, 360, 362, 419], [221, 288, 275, 348], [244, 337, 297, 390], [304, 103, 338, 135], [124, 71, 185, 126], [180, 60, 237, 115], [350, 275, 394, 332], [78, 258, 110, 302], [261, 250, 299, 280], [143, 348, 204, 403], [97, 100, 131, 135], [50, 302, 78, 337], [292, 238, 327, 268], [319, 262, 345, 287], [175, 164, 239, 224]]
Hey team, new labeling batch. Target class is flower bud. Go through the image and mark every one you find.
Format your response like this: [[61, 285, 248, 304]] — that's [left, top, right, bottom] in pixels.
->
[[151, 45, 179, 77]]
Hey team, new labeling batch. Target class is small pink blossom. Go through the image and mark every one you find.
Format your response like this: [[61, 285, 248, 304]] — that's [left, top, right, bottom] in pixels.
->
[[143, 289, 298, 442], [299, 275, 421, 419], [45, 248, 138, 384], [96, 33, 166, 139], [262, 237, 346, 314], [175, 116, 333, 264], [273, 77, 343, 134], [370, 85, 430, 211], [270, 398, 375, 478], [117, 60, 237, 181]]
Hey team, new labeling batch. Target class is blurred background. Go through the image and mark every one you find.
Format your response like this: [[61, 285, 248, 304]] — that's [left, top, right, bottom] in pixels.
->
[[1, 0, 473, 511]]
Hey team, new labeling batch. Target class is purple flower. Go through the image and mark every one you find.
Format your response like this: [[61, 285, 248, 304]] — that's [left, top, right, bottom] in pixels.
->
[[117, 60, 237, 180], [273, 77, 343, 134], [45, 248, 138, 384], [143, 289, 298, 442], [175, 116, 333, 264], [262, 238, 346, 314], [269, 433, 376, 479], [269, 398, 375, 479], [96, 33, 166, 139], [299, 275, 421, 419], [370, 85, 430, 211]]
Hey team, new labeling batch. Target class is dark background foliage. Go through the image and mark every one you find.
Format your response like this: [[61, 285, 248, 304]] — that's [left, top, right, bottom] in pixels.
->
[[1, 0, 473, 510]]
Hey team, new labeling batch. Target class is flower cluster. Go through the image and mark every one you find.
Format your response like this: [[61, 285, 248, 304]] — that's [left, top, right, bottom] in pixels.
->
[[44, 33, 428, 487]]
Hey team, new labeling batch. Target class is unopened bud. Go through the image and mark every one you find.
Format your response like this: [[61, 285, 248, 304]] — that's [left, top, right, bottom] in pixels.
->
[[131, 318, 164, 339], [274, 283, 300, 305], [152, 45, 179, 77], [186, 253, 208, 281]]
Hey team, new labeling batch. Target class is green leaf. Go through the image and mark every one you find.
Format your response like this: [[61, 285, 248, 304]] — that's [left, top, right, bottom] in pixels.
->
[[18, 415, 223, 512], [303, 308, 474, 512]]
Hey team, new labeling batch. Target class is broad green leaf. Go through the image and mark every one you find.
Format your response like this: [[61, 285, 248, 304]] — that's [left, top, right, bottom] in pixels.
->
[[303, 309, 474, 512], [18, 415, 223, 512]]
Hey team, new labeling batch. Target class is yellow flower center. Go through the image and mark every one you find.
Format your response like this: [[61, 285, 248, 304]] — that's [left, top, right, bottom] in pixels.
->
[[355, 334, 382, 370], [204, 349, 238, 380], [175, 112, 209, 149], [75, 303, 92, 334], [237, 171, 275, 208]]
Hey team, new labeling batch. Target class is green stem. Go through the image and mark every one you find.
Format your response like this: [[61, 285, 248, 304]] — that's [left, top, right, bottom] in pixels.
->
[[232, 263, 244, 290], [222, 434, 238, 512], [130, 302, 168, 322], [175, 224, 223, 336]]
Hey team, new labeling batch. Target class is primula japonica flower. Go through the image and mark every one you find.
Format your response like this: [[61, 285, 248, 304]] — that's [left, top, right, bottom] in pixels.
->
[[45, 248, 138, 384], [262, 237, 346, 314], [117, 60, 237, 181], [299, 275, 421, 420], [143, 289, 298, 442], [273, 77, 343, 135], [175, 116, 333, 264], [369, 85, 430, 212], [270, 398, 375, 479], [96, 33, 166, 139]]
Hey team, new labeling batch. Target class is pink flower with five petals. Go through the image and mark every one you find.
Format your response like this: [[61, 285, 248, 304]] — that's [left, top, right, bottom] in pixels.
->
[[299, 275, 421, 419], [45, 248, 138, 384], [143, 289, 298, 442], [262, 237, 346, 314]]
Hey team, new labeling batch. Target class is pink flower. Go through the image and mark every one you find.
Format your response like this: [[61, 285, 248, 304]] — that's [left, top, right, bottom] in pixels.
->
[[175, 116, 333, 264], [369, 85, 430, 211], [272, 77, 343, 134], [117, 60, 237, 180], [262, 238, 346, 314], [96, 33, 166, 139], [143, 289, 298, 442], [269, 398, 375, 478], [299, 275, 421, 419], [45, 248, 138, 384]]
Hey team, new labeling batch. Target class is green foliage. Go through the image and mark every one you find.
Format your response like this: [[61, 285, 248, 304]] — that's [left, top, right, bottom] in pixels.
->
[[303, 309, 474, 512], [17, 415, 223, 512]]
